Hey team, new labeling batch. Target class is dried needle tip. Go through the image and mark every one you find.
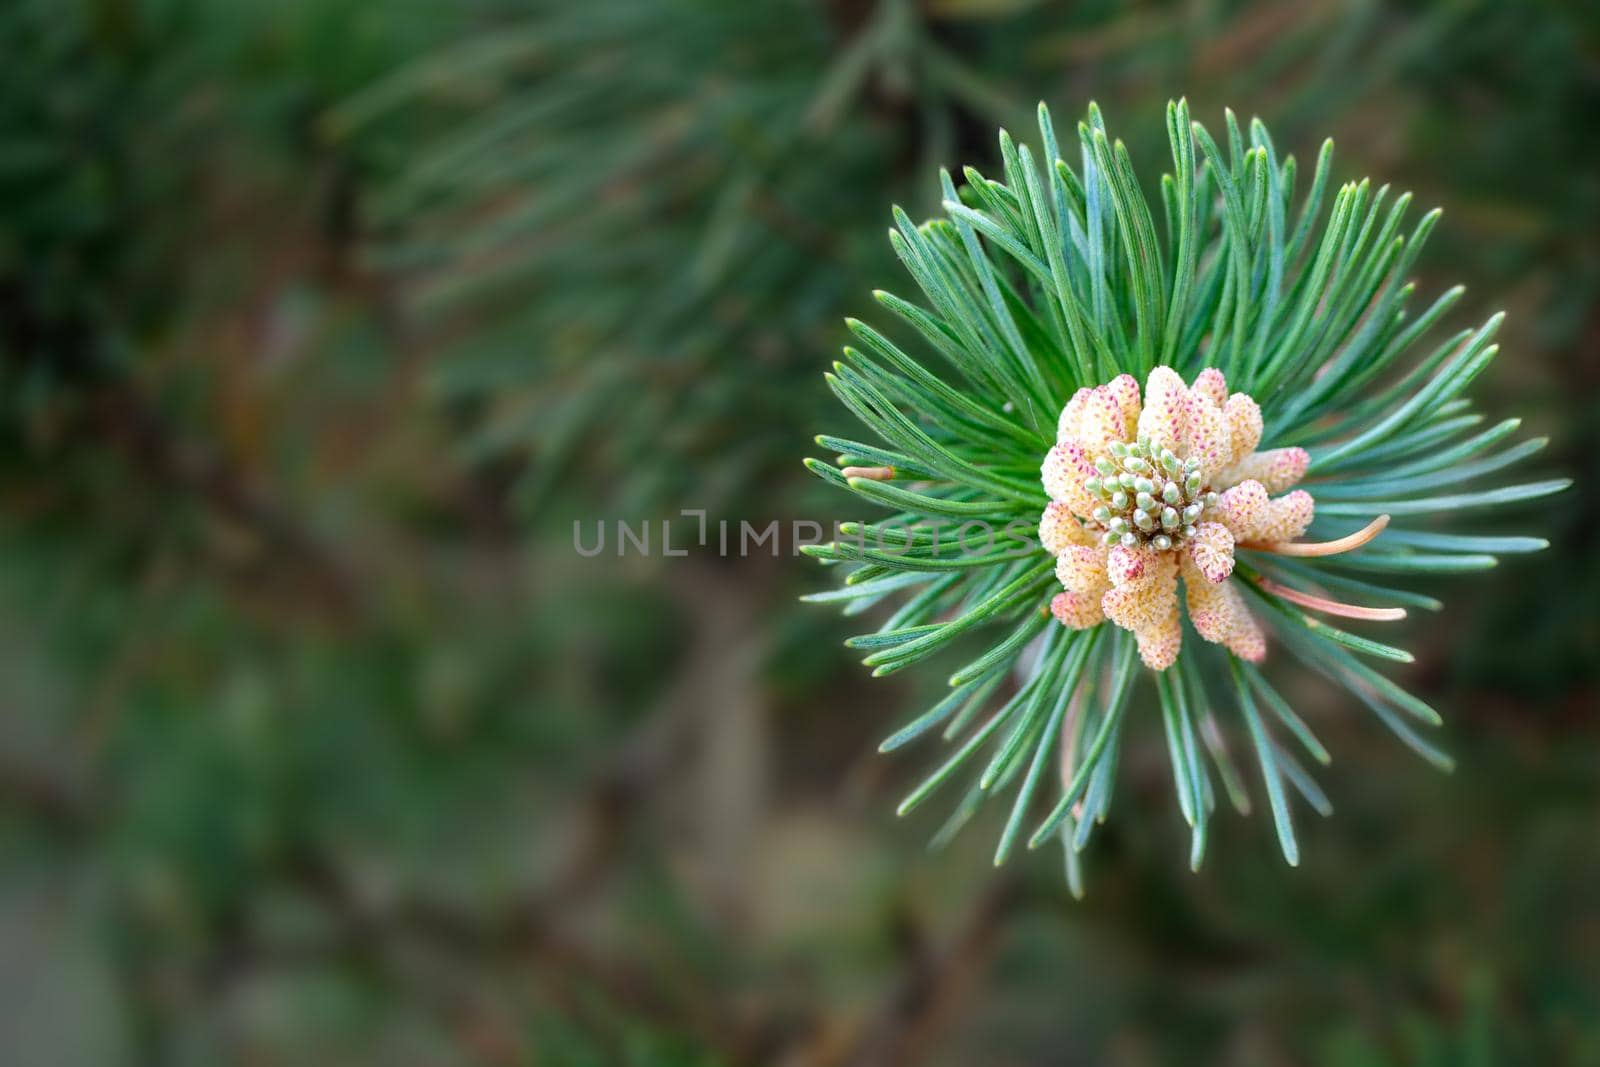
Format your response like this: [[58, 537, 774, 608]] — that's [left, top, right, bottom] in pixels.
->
[[1255, 577, 1407, 622], [1244, 514, 1390, 557], [842, 465, 895, 481]]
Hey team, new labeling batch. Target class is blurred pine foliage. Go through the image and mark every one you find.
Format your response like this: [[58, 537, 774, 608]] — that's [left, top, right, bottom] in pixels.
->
[[0, 0, 1594, 1064]]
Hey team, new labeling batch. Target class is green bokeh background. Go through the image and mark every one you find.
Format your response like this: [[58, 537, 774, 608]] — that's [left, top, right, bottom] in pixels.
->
[[1, 1, 1595, 1063]]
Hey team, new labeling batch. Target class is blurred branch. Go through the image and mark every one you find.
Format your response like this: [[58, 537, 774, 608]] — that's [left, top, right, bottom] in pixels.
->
[[88, 384, 362, 618], [266, 844, 775, 1062], [841, 873, 1023, 1067], [186, 557, 784, 1059], [0, 744, 94, 833]]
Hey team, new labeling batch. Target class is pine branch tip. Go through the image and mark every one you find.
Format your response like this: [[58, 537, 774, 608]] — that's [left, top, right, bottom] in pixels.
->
[[800, 100, 1554, 890]]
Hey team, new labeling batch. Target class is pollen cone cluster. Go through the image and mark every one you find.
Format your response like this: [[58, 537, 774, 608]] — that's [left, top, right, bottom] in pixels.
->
[[1040, 367, 1313, 669]]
